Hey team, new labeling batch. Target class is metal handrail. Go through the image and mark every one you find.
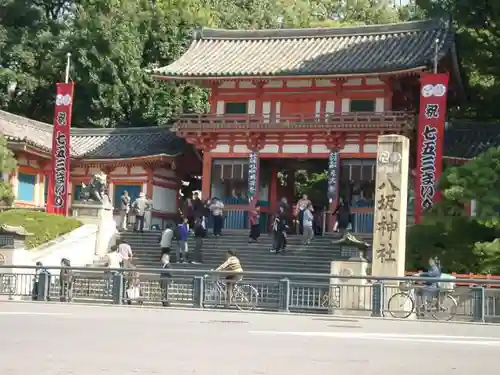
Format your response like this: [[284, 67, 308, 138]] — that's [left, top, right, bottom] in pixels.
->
[[4, 265, 500, 286]]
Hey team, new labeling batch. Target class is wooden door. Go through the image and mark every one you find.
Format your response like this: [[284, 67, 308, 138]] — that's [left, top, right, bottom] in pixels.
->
[[281, 100, 316, 120]]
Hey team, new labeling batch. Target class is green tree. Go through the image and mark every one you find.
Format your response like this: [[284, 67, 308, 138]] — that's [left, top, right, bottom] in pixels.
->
[[0, 135, 16, 206], [416, 0, 500, 120], [1, 0, 414, 128], [407, 147, 500, 274]]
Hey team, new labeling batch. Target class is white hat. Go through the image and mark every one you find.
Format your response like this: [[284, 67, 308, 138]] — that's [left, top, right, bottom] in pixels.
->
[[139, 192, 145, 197]]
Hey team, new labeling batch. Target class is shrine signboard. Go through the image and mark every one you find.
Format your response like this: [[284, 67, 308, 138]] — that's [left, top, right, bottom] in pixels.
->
[[371, 135, 410, 280]]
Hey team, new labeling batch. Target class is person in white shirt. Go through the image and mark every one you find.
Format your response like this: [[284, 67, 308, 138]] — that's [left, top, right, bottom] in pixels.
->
[[160, 223, 174, 256], [302, 203, 314, 245], [117, 240, 133, 268], [209, 197, 225, 236], [104, 247, 123, 294]]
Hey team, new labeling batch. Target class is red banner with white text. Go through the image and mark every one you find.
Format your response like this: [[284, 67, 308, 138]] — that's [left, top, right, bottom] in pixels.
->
[[47, 82, 74, 215], [414, 73, 449, 224]]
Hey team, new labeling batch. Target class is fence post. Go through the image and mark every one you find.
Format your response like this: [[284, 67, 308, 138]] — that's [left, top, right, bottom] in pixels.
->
[[371, 282, 384, 317], [278, 278, 290, 312], [37, 272, 50, 301], [471, 286, 485, 322], [193, 276, 204, 308], [112, 273, 124, 305]]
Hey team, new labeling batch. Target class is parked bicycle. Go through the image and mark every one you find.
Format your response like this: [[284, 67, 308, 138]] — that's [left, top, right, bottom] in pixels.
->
[[385, 280, 458, 321], [203, 275, 259, 311]]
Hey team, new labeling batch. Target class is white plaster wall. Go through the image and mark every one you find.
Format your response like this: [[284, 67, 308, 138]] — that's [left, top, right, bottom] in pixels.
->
[[88, 167, 103, 175], [110, 166, 127, 175], [248, 100, 256, 115], [130, 166, 146, 174], [212, 144, 230, 153], [152, 185, 177, 212]]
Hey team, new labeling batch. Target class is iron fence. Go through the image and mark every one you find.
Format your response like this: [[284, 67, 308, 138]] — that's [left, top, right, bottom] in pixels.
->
[[0, 265, 499, 322]]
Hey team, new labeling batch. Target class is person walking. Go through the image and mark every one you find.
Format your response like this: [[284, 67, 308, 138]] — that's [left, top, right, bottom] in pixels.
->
[[117, 239, 133, 268], [270, 206, 288, 254], [59, 258, 74, 302], [295, 194, 311, 235], [302, 203, 314, 245], [160, 254, 172, 307], [193, 217, 204, 264], [209, 197, 224, 236], [248, 205, 261, 243], [176, 217, 189, 263], [332, 198, 351, 234], [132, 192, 150, 232], [119, 190, 130, 231], [104, 247, 123, 295], [160, 223, 174, 256]]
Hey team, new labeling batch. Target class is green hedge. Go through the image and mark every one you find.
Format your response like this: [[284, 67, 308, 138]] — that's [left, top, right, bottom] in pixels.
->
[[0, 209, 82, 249]]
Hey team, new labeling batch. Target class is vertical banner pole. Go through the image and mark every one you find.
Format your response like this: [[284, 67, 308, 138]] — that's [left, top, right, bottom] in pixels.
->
[[327, 151, 339, 232], [248, 151, 258, 205], [47, 53, 74, 216], [65, 52, 71, 83], [414, 73, 449, 224]]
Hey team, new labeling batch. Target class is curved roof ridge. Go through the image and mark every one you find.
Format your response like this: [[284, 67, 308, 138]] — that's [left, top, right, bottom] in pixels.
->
[[70, 125, 173, 136], [194, 19, 446, 40], [0, 109, 53, 132]]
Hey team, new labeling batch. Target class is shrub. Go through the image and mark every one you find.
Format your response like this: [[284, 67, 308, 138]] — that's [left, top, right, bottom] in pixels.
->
[[0, 209, 82, 249]]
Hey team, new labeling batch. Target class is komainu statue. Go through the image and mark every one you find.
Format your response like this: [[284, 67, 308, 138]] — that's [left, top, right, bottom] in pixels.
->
[[80, 172, 108, 203]]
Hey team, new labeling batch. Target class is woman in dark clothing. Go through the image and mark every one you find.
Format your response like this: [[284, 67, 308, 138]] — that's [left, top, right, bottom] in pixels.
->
[[270, 206, 288, 254], [332, 198, 351, 234]]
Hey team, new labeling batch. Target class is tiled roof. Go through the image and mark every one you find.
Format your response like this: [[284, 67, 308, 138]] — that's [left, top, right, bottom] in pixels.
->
[[0, 110, 184, 159], [155, 19, 455, 78], [444, 121, 500, 159]]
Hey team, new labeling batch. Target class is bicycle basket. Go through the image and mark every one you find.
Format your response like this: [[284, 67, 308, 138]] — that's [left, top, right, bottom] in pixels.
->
[[398, 281, 412, 292]]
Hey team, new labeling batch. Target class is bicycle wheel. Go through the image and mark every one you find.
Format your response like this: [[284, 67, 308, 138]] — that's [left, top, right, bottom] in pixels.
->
[[387, 292, 415, 319], [432, 294, 458, 321], [232, 284, 259, 311], [203, 283, 224, 309]]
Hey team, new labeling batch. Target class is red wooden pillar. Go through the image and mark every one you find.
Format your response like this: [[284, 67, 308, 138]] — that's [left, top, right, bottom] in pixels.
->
[[269, 163, 278, 212], [201, 152, 212, 200]]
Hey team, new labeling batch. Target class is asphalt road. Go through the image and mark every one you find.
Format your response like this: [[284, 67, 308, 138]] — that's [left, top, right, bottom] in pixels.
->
[[0, 302, 499, 374]]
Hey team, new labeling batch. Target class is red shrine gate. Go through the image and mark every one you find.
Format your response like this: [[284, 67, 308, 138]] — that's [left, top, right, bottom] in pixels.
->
[[153, 20, 463, 232]]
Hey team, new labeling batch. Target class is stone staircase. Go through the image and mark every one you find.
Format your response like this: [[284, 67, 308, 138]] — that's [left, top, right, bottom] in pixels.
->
[[119, 229, 372, 275]]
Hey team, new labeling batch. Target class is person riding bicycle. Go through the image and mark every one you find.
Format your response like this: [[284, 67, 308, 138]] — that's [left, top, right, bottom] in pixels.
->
[[215, 250, 243, 307], [415, 257, 442, 310]]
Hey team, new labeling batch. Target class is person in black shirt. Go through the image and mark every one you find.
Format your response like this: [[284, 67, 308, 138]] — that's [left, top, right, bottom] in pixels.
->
[[270, 206, 288, 254], [193, 216, 205, 264]]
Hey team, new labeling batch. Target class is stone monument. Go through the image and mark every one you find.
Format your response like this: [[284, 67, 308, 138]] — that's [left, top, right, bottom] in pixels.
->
[[72, 172, 117, 260], [371, 135, 412, 316], [371, 134, 409, 278]]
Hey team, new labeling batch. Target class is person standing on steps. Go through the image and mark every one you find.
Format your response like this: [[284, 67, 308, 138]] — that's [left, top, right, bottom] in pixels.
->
[[295, 194, 311, 236], [132, 192, 150, 233], [117, 239, 133, 268], [248, 204, 261, 243], [209, 197, 224, 236], [119, 190, 130, 232], [176, 217, 189, 263], [302, 203, 314, 245], [270, 206, 288, 254], [192, 216, 204, 264], [332, 198, 351, 234], [160, 223, 174, 256]]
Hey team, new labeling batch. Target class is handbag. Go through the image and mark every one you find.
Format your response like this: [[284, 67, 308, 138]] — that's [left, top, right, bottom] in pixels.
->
[[126, 286, 140, 300]]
